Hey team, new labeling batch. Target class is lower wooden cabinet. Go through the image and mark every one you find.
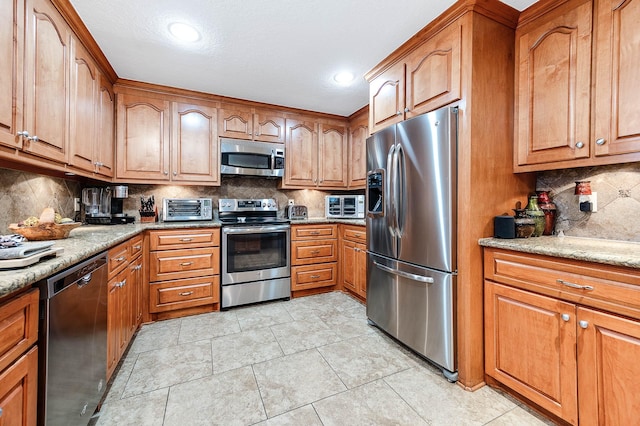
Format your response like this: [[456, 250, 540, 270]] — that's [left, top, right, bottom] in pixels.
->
[[291, 224, 338, 294], [0, 289, 39, 426], [484, 247, 640, 425], [147, 228, 220, 318], [340, 225, 366, 300]]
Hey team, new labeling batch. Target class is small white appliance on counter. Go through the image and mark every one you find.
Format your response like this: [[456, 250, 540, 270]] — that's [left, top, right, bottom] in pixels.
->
[[325, 195, 365, 219]]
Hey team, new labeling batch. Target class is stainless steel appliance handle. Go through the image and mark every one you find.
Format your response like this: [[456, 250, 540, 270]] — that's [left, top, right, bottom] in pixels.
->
[[270, 150, 275, 170], [386, 144, 397, 237], [373, 261, 435, 283], [395, 143, 405, 236], [223, 224, 290, 234]]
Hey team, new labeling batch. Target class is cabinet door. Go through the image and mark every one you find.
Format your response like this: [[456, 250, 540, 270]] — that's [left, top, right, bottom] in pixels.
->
[[342, 239, 358, 293], [68, 37, 98, 173], [594, 0, 640, 158], [485, 282, 578, 424], [172, 102, 219, 184], [0, 347, 37, 426], [116, 93, 170, 181], [218, 106, 252, 140], [405, 21, 461, 118], [577, 307, 640, 426], [284, 119, 317, 187], [23, 0, 70, 163], [348, 120, 368, 188], [514, 0, 592, 168], [253, 111, 285, 143], [318, 123, 347, 188], [369, 61, 405, 134], [96, 74, 115, 178], [0, 0, 24, 149]]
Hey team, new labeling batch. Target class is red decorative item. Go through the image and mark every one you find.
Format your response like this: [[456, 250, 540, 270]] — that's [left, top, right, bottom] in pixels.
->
[[537, 190, 557, 235]]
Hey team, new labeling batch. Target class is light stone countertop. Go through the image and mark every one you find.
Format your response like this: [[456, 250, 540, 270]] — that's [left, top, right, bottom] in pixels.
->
[[479, 236, 640, 269], [0, 221, 221, 299], [0, 218, 365, 299]]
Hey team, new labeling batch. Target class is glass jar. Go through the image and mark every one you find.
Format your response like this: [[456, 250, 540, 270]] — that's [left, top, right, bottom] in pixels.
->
[[525, 195, 545, 237], [537, 190, 557, 235]]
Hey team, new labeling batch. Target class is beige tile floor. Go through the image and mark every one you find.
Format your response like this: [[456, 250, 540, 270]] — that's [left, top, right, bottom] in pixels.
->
[[94, 291, 553, 426]]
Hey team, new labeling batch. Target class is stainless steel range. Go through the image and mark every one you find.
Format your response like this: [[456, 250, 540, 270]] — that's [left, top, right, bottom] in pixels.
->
[[219, 198, 290, 309]]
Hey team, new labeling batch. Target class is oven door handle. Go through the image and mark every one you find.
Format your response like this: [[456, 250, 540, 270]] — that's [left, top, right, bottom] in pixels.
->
[[223, 225, 290, 234]]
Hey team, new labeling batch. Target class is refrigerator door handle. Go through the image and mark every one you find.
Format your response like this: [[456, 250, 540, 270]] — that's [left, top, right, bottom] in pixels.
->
[[395, 143, 406, 237], [373, 261, 435, 284], [386, 144, 397, 237]]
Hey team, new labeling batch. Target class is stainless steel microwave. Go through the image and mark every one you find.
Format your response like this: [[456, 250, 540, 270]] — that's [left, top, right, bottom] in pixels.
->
[[325, 195, 365, 219], [220, 138, 285, 178]]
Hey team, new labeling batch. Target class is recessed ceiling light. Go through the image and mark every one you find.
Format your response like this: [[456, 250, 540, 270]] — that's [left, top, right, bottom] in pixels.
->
[[333, 71, 355, 85], [168, 22, 200, 42]]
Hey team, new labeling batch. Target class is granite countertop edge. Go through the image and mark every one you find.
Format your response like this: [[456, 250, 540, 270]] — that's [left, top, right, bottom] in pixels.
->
[[0, 218, 365, 298], [479, 236, 640, 269]]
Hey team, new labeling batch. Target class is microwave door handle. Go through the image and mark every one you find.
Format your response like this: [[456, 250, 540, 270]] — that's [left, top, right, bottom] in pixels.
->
[[270, 150, 275, 171]]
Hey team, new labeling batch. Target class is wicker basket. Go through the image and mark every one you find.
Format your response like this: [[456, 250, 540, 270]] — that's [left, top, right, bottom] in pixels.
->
[[8, 222, 82, 241]]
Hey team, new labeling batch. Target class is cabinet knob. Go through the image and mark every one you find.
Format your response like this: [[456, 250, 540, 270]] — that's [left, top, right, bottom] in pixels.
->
[[164, 171, 169, 175], [404, 108, 410, 113], [396, 111, 402, 116], [595, 138, 606, 146], [28, 135, 39, 142], [17, 130, 29, 138], [579, 320, 589, 329], [561, 313, 570, 322], [575, 141, 584, 149], [173, 171, 177, 176]]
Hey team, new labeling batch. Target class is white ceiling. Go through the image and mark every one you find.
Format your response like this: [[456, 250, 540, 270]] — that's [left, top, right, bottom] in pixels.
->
[[69, 0, 537, 117]]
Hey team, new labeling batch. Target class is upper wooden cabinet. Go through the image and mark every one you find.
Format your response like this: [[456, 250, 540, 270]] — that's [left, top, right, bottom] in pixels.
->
[[116, 92, 171, 181], [68, 36, 99, 173], [96, 74, 115, 178], [368, 20, 462, 134], [23, 0, 71, 163], [0, 0, 24, 150], [514, 0, 640, 172], [172, 102, 219, 184], [116, 89, 220, 185], [283, 118, 348, 189], [348, 110, 368, 188], [218, 105, 285, 143]]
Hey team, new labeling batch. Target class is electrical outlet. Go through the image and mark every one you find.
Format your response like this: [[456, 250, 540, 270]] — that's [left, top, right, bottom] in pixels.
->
[[288, 199, 295, 206], [74, 197, 81, 212]]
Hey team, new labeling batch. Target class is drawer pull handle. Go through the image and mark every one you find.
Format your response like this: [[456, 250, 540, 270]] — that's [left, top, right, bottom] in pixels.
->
[[310, 250, 321, 255], [133, 265, 142, 271], [115, 256, 126, 262], [180, 238, 193, 242], [116, 279, 126, 288], [309, 231, 320, 235], [561, 313, 570, 322], [310, 275, 321, 279], [178, 291, 194, 296], [133, 245, 141, 250], [180, 262, 194, 267], [556, 279, 594, 291]]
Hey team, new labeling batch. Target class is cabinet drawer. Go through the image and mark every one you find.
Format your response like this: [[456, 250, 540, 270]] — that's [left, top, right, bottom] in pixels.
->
[[292, 240, 338, 265], [129, 234, 144, 259], [292, 263, 337, 291], [292, 225, 337, 240], [0, 289, 38, 373], [149, 228, 220, 250], [342, 226, 366, 243], [150, 247, 219, 282], [485, 248, 640, 320], [108, 241, 129, 278], [149, 276, 220, 313]]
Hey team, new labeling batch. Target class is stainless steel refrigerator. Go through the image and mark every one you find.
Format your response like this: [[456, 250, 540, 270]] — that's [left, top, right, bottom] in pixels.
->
[[366, 105, 458, 381]]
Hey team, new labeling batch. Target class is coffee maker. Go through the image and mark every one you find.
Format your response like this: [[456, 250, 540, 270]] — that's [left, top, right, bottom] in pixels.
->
[[82, 185, 135, 225]]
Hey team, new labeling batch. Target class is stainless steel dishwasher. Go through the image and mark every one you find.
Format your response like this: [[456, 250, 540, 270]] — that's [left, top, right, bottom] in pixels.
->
[[38, 252, 108, 426]]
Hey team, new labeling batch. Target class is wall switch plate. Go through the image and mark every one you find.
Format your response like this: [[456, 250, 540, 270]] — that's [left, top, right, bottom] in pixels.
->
[[288, 199, 295, 206], [74, 197, 81, 212]]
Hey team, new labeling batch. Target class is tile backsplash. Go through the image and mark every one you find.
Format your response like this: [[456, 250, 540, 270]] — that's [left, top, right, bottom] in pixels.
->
[[536, 162, 640, 242], [0, 168, 80, 232]]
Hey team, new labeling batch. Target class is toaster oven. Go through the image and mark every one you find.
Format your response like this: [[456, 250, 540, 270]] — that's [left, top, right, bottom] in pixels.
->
[[162, 198, 213, 221], [325, 195, 365, 219]]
